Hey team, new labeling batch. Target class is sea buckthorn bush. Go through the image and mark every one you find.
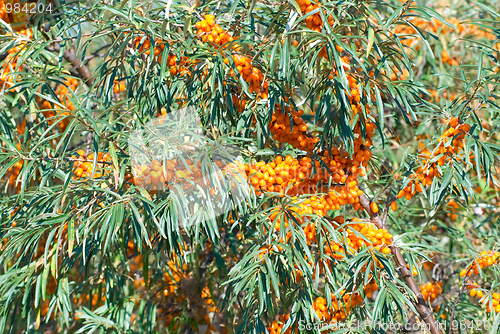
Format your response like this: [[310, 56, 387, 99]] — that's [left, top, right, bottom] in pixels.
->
[[1, 0, 500, 333]]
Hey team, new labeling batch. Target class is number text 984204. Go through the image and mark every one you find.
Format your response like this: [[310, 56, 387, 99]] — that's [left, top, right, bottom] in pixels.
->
[[5, 1, 52, 14]]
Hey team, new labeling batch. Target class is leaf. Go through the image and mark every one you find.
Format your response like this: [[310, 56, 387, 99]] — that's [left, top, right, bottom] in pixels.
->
[[108, 141, 120, 188], [472, 1, 500, 19], [366, 25, 374, 58], [264, 257, 280, 300], [67, 219, 75, 257]]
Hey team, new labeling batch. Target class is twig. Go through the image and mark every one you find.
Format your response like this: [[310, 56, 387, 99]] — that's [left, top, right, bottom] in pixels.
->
[[447, 268, 473, 334], [359, 194, 443, 334], [47, 33, 95, 44], [82, 54, 107, 66], [457, 82, 481, 120], [48, 43, 95, 87], [184, 0, 204, 21], [215, 1, 222, 15], [63, 48, 95, 87], [419, 200, 443, 243], [382, 196, 394, 224]]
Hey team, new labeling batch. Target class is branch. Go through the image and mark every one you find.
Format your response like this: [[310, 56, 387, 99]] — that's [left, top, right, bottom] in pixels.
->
[[448, 269, 473, 334], [63, 48, 95, 87], [359, 194, 442, 334], [47, 42, 95, 88]]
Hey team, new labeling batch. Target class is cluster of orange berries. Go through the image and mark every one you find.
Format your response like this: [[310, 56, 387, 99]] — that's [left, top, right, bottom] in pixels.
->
[[204, 313, 219, 334], [394, 17, 496, 51], [380, 66, 410, 81], [447, 199, 459, 220], [312, 292, 363, 323], [127, 240, 143, 272], [16, 117, 25, 136], [129, 253, 185, 328], [162, 260, 186, 298], [5, 159, 23, 191], [269, 106, 319, 151], [321, 218, 393, 275], [440, 50, 459, 67], [364, 279, 379, 298], [318, 43, 345, 58], [272, 215, 392, 278], [133, 36, 165, 62], [458, 250, 500, 313], [247, 154, 361, 211], [466, 283, 500, 314], [72, 150, 111, 180], [55, 77, 79, 111], [484, 292, 500, 314], [460, 250, 500, 277], [38, 77, 79, 132], [347, 219, 393, 254], [132, 34, 196, 77], [436, 117, 471, 159], [227, 55, 268, 97], [246, 94, 377, 268], [346, 73, 365, 106], [305, 240, 343, 277], [0, 0, 8, 21], [321, 240, 345, 267], [230, 95, 248, 113], [73, 291, 106, 309], [420, 281, 443, 303], [428, 89, 458, 103], [40, 273, 106, 318], [484, 291, 500, 313], [1, 50, 17, 89], [394, 17, 499, 68], [201, 286, 217, 313], [40, 279, 58, 317], [329, 68, 367, 112], [398, 117, 471, 201], [467, 282, 484, 298], [396, 171, 426, 201], [159, 261, 187, 328], [302, 223, 317, 245], [167, 54, 193, 76], [132, 159, 179, 189], [195, 15, 235, 48], [267, 314, 292, 334], [1, 0, 30, 29], [247, 121, 374, 204], [247, 155, 312, 197], [134, 16, 238, 80], [129, 240, 223, 332], [113, 79, 126, 94], [132, 158, 247, 193], [0, 0, 33, 90], [296, 0, 333, 32], [40, 300, 51, 317], [423, 252, 438, 271], [194, 15, 269, 109]]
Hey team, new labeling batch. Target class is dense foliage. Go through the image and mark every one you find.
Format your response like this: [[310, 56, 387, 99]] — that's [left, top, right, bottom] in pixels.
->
[[1, 0, 500, 333]]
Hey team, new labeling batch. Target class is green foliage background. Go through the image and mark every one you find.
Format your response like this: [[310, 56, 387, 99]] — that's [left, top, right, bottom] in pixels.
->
[[1, 0, 500, 333]]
